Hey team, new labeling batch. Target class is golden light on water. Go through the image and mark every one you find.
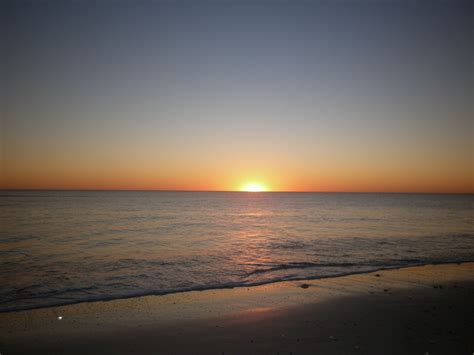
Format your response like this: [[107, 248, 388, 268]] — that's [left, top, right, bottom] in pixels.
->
[[241, 182, 267, 192]]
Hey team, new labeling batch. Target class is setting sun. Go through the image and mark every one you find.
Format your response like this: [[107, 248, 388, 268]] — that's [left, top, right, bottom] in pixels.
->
[[241, 182, 267, 192]]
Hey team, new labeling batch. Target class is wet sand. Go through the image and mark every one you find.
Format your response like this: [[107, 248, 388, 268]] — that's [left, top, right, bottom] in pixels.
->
[[1, 263, 473, 354]]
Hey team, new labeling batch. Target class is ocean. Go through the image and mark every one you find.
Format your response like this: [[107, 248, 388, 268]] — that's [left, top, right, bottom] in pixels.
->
[[1, 191, 472, 312]]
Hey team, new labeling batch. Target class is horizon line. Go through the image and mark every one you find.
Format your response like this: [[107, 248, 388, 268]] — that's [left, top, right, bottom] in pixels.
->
[[1, 188, 472, 195]]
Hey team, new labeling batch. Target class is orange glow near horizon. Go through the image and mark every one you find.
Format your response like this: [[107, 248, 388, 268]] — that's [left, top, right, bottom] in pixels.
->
[[241, 182, 267, 192], [1, 154, 473, 193], [1, 168, 473, 193]]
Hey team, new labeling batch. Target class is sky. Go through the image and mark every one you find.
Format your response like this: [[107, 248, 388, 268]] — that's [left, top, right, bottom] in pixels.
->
[[1, 0, 473, 192]]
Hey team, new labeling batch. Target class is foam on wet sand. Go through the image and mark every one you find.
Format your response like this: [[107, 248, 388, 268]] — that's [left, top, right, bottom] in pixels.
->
[[0, 263, 473, 354]]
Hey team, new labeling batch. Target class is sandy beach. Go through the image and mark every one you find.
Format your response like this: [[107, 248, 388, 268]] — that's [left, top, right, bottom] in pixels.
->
[[1, 263, 473, 354]]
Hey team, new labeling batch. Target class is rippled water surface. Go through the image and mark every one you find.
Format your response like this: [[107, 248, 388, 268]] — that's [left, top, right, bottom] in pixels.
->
[[1, 191, 473, 311]]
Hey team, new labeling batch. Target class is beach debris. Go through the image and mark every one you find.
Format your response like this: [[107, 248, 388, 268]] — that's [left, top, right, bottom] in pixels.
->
[[301, 283, 310, 289], [57, 316, 63, 320], [375, 274, 381, 277]]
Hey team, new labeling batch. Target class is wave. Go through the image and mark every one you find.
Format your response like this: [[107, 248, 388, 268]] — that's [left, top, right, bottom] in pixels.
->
[[1, 259, 472, 314], [243, 260, 424, 277]]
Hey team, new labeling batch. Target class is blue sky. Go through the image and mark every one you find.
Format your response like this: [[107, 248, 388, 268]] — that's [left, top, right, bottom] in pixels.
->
[[2, 0, 472, 192]]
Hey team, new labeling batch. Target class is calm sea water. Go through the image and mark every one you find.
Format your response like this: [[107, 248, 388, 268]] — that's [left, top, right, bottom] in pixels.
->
[[1, 191, 473, 312]]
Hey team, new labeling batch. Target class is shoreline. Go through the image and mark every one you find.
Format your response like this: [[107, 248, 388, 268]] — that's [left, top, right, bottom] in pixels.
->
[[1, 262, 473, 354], [1, 260, 472, 314]]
